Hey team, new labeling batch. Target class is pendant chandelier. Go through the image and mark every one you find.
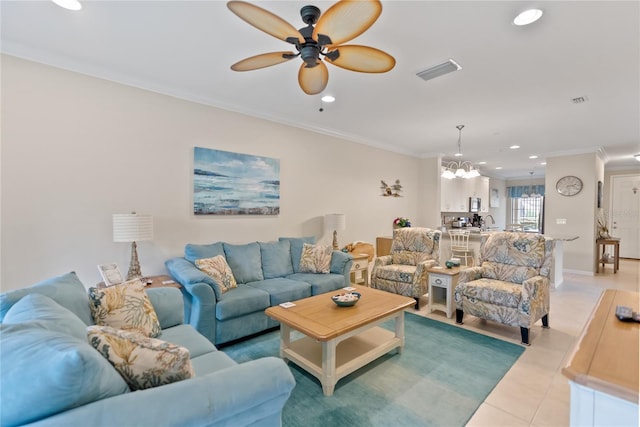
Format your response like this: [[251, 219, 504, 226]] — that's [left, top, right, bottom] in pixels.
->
[[441, 125, 480, 179], [521, 171, 542, 198]]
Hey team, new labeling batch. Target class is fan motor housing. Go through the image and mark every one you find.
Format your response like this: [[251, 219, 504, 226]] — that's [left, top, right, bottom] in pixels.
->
[[300, 5, 320, 25]]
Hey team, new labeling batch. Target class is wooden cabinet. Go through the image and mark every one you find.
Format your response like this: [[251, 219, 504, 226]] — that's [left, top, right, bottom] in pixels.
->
[[440, 175, 490, 213], [376, 237, 393, 257]]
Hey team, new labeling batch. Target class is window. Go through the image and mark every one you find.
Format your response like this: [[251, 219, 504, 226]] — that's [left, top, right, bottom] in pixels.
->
[[510, 197, 544, 233]]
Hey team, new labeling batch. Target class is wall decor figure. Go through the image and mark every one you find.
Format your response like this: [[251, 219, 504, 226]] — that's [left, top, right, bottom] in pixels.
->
[[380, 179, 402, 197], [193, 147, 280, 215]]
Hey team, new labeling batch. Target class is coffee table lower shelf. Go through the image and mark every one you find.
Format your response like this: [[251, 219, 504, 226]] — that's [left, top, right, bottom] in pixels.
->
[[280, 317, 403, 396]]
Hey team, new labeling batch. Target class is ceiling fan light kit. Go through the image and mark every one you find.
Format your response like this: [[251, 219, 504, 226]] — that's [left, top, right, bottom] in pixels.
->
[[227, 0, 395, 95], [513, 9, 543, 26], [416, 59, 462, 82]]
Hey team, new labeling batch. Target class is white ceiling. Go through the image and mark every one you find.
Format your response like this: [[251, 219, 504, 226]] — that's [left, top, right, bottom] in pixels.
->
[[2, 0, 639, 179]]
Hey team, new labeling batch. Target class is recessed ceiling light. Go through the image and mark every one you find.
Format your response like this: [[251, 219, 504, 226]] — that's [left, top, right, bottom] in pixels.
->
[[529, 155, 538, 159], [510, 145, 520, 149], [495, 166, 503, 170], [514, 9, 543, 26], [540, 162, 547, 165], [478, 161, 487, 165], [635, 154, 640, 162], [321, 95, 335, 103], [52, 0, 82, 10]]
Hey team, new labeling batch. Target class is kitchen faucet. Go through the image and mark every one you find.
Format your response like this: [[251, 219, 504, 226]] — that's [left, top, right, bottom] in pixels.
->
[[484, 214, 495, 225]]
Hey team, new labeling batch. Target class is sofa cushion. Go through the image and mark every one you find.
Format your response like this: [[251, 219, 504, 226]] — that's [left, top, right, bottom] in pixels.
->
[[482, 261, 539, 284], [87, 325, 195, 391], [3, 293, 87, 341], [223, 242, 264, 284], [88, 279, 161, 338], [246, 278, 311, 306], [145, 287, 184, 329], [299, 243, 332, 274], [259, 240, 294, 279], [215, 285, 270, 321], [0, 271, 93, 325], [184, 242, 225, 264], [159, 324, 217, 358], [189, 351, 237, 376], [0, 322, 129, 426], [195, 255, 238, 294], [286, 273, 345, 295], [374, 264, 417, 283], [279, 236, 316, 273]]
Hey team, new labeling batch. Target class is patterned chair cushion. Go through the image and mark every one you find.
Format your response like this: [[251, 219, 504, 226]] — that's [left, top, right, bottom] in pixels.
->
[[390, 228, 439, 265], [299, 243, 332, 274], [87, 325, 195, 391], [374, 264, 417, 284], [481, 261, 539, 284], [88, 279, 161, 338], [458, 278, 522, 308], [481, 232, 546, 268], [195, 255, 238, 294]]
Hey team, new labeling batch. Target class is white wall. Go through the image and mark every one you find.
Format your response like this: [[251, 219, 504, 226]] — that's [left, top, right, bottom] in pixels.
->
[[1, 55, 432, 290], [544, 152, 603, 273]]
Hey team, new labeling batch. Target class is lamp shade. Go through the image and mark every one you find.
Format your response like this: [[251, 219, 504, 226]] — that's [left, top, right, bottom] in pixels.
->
[[113, 213, 153, 242], [324, 213, 346, 231]]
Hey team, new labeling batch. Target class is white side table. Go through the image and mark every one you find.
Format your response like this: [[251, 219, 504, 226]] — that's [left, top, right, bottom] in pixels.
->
[[427, 266, 460, 318], [349, 254, 370, 286]]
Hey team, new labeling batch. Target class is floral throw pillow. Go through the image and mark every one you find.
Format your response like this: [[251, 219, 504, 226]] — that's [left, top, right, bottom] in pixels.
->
[[299, 243, 332, 274], [88, 279, 161, 338], [195, 255, 238, 294], [87, 325, 194, 391]]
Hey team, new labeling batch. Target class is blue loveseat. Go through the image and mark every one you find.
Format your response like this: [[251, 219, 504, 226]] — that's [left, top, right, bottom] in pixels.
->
[[166, 237, 353, 345], [0, 272, 295, 427]]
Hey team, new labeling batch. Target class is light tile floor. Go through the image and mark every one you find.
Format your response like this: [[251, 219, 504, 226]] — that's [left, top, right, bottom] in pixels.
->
[[409, 258, 640, 427]]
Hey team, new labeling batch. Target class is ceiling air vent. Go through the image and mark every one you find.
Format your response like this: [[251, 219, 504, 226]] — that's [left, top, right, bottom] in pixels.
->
[[416, 59, 462, 82], [571, 96, 589, 104]]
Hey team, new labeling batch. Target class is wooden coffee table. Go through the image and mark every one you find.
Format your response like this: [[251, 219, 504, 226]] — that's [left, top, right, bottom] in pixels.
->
[[265, 285, 415, 396]]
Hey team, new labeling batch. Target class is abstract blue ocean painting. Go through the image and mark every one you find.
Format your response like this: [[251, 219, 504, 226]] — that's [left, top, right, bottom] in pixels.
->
[[193, 147, 280, 215]]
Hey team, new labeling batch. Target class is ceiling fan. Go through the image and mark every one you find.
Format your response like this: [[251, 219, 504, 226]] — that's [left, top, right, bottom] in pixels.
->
[[227, 0, 396, 95]]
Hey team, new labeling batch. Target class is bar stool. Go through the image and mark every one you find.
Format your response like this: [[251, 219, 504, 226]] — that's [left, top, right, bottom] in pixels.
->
[[448, 229, 475, 267]]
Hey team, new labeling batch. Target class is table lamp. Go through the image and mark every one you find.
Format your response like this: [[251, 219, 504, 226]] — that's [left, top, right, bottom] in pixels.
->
[[113, 212, 153, 280], [324, 213, 346, 250]]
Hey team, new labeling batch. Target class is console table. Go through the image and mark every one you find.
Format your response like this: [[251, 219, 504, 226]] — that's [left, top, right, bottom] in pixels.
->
[[596, 237, 620, 273]]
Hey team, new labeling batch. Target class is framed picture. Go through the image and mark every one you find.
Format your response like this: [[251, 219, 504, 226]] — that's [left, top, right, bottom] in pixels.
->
[[193, 147, 280, 215], [597, 180, 603, 208], [98, 263, 124, 286], [490, 188, 500, 208]]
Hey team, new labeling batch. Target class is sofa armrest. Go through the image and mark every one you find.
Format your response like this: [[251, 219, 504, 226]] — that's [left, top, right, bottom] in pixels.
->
[[25, 357, 296, 427], [145, 287, 184, 329], [330, 250, 353, 286], [519, 275, 551, 328], [165, 258, 218, 344], [458, 266, 483, 284]]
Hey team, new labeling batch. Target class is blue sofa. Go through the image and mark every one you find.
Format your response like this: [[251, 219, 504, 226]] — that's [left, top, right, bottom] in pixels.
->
[[0, 272, 295, 427], [166, 237, 353, 345]]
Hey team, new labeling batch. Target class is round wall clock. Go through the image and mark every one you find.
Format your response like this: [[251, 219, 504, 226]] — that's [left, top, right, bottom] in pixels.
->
[[556, 175, 583, 196]]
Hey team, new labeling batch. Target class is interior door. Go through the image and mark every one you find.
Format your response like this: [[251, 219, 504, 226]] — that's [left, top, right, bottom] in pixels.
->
[[610, 174, 640, 259]]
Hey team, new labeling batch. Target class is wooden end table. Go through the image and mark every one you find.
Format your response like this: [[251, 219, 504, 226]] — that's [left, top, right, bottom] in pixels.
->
[[265, 285, 414, 396], [349, 254, 370, 286], [427, 266, 460, 318], [596, 238, 620, 273]]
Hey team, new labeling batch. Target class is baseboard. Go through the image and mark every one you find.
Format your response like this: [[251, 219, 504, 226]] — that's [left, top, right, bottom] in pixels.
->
[[564, 269, 594, 276]]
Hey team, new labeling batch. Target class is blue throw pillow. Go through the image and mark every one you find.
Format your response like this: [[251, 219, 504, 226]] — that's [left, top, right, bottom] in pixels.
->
[[259, 241, 294, 279], [0, 272, 92, 325], [0, 323, 129, 426], [184, 242, 225, 264], [223, 242, 264, 283], [3, 294, 88, 341], [279, 236, 316, 273]]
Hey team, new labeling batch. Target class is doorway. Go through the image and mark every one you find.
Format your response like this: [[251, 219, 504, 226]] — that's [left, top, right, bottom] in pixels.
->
[[610, 174, 640, 259]]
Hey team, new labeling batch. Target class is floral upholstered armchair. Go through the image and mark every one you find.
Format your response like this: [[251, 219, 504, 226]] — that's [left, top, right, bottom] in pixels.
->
[[371, 227, 441, 309], [454, 232, 552, 345]]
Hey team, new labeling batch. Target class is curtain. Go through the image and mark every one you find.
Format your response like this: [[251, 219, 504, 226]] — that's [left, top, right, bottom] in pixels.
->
[[507, 185, 545, 198]]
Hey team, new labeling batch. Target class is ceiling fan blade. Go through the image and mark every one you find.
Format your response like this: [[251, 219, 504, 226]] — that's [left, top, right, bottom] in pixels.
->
[[231, 52, 296, 71], [313, 0, 382, 46], [325, 45, 395, 73], [228, 1, 304, 44], [298, 61, 329, 95]]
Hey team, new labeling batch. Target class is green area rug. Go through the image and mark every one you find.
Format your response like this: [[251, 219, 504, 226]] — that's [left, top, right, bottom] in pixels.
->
[[223, 313, 524, 427]]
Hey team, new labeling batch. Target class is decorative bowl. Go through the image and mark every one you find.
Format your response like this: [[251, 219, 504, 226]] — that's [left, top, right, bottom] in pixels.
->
[[331, 292, 361, 307]]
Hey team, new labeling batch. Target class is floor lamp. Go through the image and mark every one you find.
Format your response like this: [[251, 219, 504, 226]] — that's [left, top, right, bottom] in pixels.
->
[[113, 212, 153, 280], [324, 213, 346, 250]]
